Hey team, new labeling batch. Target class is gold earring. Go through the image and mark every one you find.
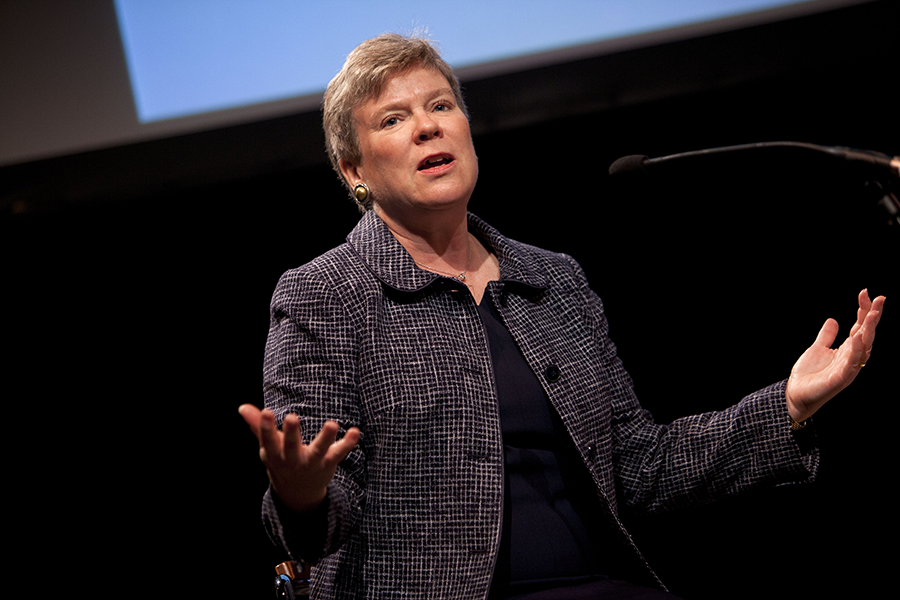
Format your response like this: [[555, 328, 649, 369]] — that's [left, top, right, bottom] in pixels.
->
[[354, 183, 370, 203]]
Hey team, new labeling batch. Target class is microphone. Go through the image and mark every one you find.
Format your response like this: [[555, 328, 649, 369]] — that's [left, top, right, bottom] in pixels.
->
[[609, 141, 900, 182], [609, 142, 900, 227]]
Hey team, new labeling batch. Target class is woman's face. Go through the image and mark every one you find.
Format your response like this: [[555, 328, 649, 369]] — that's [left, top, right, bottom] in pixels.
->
[[341, 66, 478, 220]]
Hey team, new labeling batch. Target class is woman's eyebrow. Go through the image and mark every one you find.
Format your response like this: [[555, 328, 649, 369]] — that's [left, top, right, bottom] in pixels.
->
[[376, 87, 455, 113]]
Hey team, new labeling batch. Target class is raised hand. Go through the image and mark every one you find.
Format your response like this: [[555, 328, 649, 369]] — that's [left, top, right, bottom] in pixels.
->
[[239, 404, 361, 513], [785, 289, 885, 423]]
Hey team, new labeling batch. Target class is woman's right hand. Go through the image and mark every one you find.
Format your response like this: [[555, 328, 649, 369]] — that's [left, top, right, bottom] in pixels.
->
[[239, 404, 361, 513]]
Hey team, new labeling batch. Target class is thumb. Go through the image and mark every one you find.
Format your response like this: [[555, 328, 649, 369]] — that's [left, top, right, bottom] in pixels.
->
[[812, 318, 839, 349]]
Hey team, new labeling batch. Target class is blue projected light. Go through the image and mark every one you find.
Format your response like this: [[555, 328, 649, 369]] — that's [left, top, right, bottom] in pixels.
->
[[114, 0, 811, 123]]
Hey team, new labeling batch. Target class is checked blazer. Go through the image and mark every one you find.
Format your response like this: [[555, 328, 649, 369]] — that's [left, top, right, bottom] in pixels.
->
[[260, 210, 819, 599]]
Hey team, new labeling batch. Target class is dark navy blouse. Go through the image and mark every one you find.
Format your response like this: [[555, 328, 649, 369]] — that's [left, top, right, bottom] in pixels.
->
[[478, 292, 610, 597]]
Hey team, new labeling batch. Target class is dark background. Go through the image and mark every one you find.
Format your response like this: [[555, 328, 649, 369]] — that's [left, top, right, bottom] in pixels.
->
[[2, 1, 897, 598]]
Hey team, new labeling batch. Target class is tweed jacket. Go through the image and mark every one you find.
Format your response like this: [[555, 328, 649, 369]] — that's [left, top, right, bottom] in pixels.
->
[[261, 210, 818, 599]]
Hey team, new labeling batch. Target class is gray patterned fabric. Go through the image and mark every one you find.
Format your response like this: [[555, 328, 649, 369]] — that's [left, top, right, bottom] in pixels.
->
[[260, 210, 818, 599]]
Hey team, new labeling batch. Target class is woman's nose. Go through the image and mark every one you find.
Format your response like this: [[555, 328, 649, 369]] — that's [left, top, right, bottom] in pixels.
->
[[416, 114, 440, 141]]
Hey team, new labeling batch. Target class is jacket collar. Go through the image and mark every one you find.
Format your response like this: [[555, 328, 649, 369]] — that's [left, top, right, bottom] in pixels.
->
[[346, 210, 548, 294]]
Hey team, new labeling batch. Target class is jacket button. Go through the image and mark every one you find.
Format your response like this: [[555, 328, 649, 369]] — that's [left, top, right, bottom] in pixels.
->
[[543, 364, 561, 383]]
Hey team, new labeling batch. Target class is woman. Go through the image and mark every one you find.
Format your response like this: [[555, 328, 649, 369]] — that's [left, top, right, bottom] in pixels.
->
[[239, 34, 884, 599]]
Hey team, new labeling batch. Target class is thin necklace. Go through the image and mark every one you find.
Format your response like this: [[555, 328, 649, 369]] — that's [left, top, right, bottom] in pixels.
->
[[414, 238, 472, 281]]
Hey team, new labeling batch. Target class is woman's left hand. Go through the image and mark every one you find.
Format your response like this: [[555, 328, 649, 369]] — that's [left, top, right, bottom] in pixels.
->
[[785, 289, 885, 423]]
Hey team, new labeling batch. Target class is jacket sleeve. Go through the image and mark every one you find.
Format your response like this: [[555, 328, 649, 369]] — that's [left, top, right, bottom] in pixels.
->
[[567, 256, 819, 514], [260, 266, 366, 564]]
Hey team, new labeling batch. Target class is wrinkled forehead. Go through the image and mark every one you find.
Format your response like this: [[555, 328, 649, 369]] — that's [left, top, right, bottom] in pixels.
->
[[353, 66, 453, 124], [374, 67, 451, 105], [368, 65, 450, 104]]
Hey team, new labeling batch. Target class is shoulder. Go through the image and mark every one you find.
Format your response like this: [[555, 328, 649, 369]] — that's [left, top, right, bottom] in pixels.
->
[[469, 213, 589, 293], [514, 239, 585, 274], [276, 243, 358, 288], [271, 243, 378, 315], [491, 233, 606, 324], [508, 237, 592, 293]]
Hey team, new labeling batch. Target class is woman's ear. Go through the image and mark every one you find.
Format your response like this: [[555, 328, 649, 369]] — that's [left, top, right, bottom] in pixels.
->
[[339, 158, 362, 186]]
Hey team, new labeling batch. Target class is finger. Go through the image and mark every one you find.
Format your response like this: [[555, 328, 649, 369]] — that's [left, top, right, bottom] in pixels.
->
[[841, 322, 866, 358], [850, 289, 873, 336], [869, 295, 886, 327], [282, 413, 303, 463], [857, 303, 884, 358], [238, 404, 262, 438], [854, 294, 884, 336], [327, 427, 361, 464], [813, 318, 839, 349], [308, 420, 341, 458], [258, 409, 284, 463], [859, 288, 872, 310]]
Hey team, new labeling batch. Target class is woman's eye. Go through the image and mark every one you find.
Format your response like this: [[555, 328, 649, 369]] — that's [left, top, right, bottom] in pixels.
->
[[434, 103, 449, 112], [383, 116, 399, 128]]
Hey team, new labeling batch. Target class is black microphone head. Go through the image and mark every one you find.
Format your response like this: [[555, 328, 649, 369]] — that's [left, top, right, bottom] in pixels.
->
[[608, 155, 649, 177]]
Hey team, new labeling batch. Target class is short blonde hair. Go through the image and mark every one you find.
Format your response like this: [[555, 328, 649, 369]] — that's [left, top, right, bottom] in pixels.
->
[[322, 33, 468, 208]]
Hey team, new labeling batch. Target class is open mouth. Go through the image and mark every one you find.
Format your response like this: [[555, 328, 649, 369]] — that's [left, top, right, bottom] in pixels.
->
[[418, 155, 453, 170]]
